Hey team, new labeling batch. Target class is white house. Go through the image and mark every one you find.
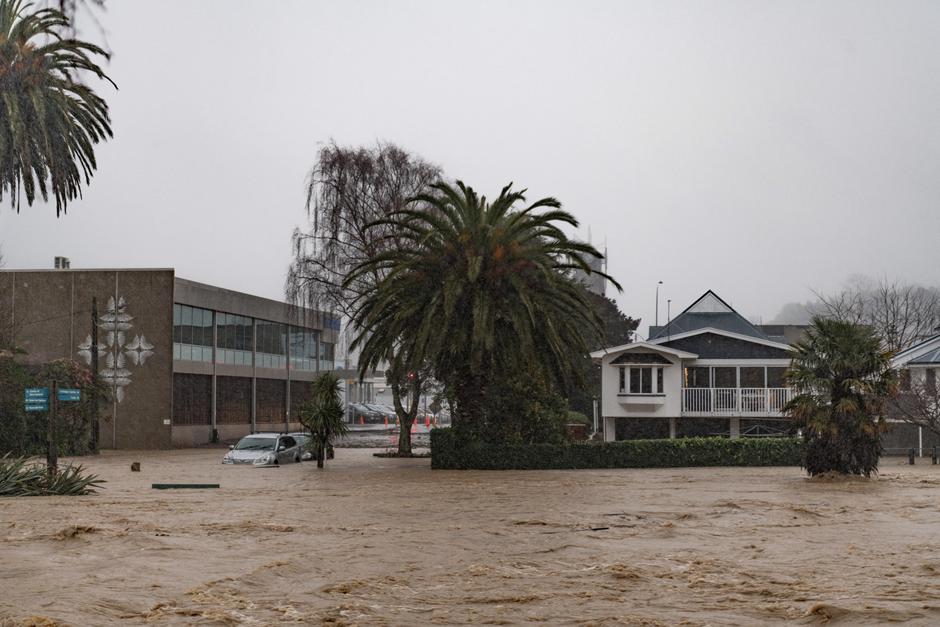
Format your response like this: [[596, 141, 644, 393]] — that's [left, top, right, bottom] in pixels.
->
[[591, 291, 796, 441], [885, 333, 940, 456], [892, 333, 940, 393]]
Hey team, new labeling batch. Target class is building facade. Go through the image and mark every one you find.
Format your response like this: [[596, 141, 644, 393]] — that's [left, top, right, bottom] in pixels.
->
[[592, 291, 796, 440], [0, 269, 341, 449]]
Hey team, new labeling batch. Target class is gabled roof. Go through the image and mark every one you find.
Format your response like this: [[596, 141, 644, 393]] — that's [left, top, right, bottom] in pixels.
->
[[892, 334, 940, 367], [590, 342, 697, 361], [649, 326, 793, 352], [648, 290, 769, 342]]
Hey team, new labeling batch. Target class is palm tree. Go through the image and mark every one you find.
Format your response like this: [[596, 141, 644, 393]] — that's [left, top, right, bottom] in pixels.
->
[[299, 372, 348, 468], [346, 180, 619, 436], [0, 0, 115, 216], [784, 317, 897, 477]]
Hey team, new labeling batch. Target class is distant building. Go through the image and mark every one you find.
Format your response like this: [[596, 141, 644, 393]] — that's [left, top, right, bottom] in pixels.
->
[[0, 268, 344, 449], [572, 247, 607, 296]]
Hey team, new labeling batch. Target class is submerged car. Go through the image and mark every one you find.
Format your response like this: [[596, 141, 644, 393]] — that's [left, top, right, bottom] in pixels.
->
[[288, 431, 334, 461], [222, 433, 301, 465]]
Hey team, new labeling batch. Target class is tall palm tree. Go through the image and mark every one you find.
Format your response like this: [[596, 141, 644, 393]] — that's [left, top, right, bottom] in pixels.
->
[[784, 317, 897, 477], [0, 0, 114, 216], [346, 180, 619, 434]]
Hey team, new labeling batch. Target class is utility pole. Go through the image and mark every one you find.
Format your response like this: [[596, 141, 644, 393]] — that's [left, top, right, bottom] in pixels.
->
[[91, 297, 99, 453], [655, 281, 663, 326], [47, 380, 58, 475]]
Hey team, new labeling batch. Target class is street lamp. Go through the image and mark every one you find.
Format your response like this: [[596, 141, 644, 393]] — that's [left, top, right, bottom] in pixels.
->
[[655, 281, 663, 326]]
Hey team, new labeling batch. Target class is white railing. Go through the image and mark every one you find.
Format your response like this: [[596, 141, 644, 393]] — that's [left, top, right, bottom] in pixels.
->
[[681, 388, 793, 417]]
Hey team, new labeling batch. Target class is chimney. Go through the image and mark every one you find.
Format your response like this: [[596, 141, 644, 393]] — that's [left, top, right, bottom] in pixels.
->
[[54, 256, 70, 269]]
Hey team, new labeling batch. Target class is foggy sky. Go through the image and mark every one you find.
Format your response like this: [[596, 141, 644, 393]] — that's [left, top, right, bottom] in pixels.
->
[[1, 0, 938, 336]]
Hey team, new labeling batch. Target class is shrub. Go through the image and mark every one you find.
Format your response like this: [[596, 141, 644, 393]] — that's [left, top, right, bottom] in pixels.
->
[[430, 428, 803, 470], [0, 456, 104, 496], [0, 357, 108, 457]]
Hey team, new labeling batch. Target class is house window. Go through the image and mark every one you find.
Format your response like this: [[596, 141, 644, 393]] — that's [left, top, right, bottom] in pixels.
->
[[767, 367, 787, 388], [657, 367, 663, 392], [684, 367, 710, 388], [928, 368, 937, 390], [619, 367, 626, 393], [629, 367, 653, 394]]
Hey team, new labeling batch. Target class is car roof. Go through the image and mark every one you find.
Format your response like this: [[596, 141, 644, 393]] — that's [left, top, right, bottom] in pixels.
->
[[242, 433, 280, 439]]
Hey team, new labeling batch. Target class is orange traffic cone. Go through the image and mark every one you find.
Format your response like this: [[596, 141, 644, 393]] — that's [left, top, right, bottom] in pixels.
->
[[359, 415, 364, 425], [425, 415, 430, 428]]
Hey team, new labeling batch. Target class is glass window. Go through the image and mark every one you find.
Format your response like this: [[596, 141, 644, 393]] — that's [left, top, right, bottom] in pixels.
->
[[928, 368, 937, 389], [767, 367, 787, 388], [628, 367, 652, 394], [181, 305, 193, 344], [657, 367, 663, 393], [320, 340, 334, 370], [173, 304, 182, 342], [173, 304, 214, 362], [740, 367, 765, 388], [619, 367, 625, 393], [713, 367, 736, 388], [684, 367, 710, 388]]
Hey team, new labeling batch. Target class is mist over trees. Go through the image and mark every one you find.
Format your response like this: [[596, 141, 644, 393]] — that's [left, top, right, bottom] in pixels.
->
[[772, 276, 940, 352]]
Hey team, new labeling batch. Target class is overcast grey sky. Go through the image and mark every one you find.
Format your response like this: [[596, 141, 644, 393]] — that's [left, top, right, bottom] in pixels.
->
[[1, 0, 938, 334]]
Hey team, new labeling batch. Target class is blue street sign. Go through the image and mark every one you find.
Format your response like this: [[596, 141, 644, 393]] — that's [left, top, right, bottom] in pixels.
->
[[24, 387, 49, 412], [25, 388, 49, 400], [57, 388, 81, 402]]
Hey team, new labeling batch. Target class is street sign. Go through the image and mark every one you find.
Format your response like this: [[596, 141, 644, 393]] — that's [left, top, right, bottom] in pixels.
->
[[24, 387, 49, 412], [57, 388, 81, 402]]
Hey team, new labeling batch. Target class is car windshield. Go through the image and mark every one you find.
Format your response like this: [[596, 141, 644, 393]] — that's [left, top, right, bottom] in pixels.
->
[[234, 437, 275, 451], [292, 434, 308, 444]]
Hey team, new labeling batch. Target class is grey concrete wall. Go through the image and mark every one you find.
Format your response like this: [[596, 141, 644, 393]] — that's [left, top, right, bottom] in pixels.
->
[[1, 269, 175, 449]]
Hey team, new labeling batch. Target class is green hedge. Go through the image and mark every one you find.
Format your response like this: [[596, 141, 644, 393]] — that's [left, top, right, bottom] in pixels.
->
[[430, 428, 803, 470]]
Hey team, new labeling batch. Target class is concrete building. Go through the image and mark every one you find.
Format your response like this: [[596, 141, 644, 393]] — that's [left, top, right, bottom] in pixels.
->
[[0, 268, 343, 449]]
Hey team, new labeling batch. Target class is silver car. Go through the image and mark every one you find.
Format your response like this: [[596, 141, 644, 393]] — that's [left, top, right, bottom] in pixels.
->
[[222, 433, 301, 465], [288, 431, 334, 462]]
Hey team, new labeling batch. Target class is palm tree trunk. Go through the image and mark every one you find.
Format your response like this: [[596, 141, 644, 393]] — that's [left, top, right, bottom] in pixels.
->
[[317, 440, 325, 468]]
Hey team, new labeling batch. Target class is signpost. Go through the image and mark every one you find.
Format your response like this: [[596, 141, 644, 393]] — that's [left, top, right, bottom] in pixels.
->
[[57, 389, 81, 402], [24, 388, 49, 413], [24, 385, 82, 474]]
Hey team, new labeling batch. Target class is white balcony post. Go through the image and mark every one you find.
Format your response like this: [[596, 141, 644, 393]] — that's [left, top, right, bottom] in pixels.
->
[[765, 387, 770, 414]]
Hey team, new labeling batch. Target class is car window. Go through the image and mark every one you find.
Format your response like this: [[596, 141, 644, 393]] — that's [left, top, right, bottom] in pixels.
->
[[235, 436, 275, 451], [280, 437, 296, 448]]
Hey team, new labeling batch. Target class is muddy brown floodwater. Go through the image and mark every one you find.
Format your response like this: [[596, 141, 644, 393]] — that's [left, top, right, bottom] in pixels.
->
[[3, 450, 940, 626]]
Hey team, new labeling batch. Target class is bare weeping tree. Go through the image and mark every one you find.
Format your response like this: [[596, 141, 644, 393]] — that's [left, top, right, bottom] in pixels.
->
[[286, 142, 441, 455], [888, 374, 940, 440], [815, 276, 940, 353]]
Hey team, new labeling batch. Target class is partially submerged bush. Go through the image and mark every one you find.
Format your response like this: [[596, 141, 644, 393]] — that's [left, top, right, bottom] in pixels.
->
[[431, 428, 803, 470], [0, 456, 104, 496]]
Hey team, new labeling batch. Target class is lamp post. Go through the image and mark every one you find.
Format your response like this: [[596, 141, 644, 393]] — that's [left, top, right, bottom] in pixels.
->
[[655, 281, 663, 326]]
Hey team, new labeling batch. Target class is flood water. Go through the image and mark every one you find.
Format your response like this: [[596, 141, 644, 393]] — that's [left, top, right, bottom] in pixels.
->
[[2, 449, 940, 625]]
